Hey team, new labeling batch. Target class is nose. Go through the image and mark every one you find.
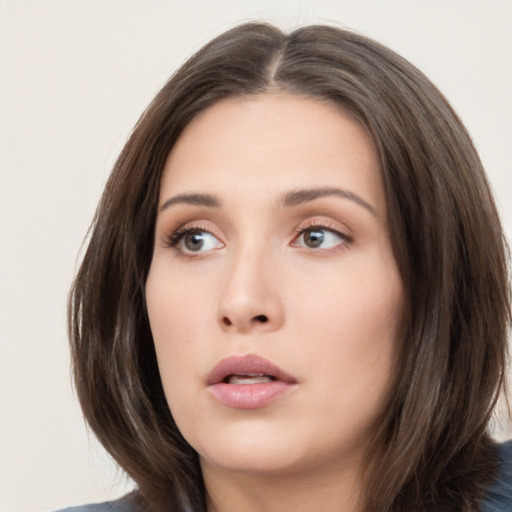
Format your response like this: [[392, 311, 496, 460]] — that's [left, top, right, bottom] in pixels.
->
[[217, 249, 284, 334]]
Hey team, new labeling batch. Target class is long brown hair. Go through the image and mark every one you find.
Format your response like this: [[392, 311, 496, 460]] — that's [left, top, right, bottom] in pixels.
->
[[69, 22, 510, 511]]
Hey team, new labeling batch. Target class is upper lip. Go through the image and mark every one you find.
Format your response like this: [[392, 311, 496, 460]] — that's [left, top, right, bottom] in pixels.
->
[[207, 354, 297, 385]]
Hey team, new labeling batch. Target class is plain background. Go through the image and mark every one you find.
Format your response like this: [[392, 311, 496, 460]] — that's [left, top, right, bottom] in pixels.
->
[[1, 1, 511, 511]]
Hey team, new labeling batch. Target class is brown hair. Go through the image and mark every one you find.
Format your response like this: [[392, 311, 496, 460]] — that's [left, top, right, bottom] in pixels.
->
[[69, 22, 510, 511]]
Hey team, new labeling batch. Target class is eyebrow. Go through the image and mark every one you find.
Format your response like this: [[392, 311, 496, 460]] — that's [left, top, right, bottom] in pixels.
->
[[159, 187, 378, 217], [159, 193, 221, 211], [282, 187, 378, 217]]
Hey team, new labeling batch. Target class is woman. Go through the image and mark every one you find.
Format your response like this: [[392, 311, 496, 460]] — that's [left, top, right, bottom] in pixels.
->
[[66, 23, 511, 512]]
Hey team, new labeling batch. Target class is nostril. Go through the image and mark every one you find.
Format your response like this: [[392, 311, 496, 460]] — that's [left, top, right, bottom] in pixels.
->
[[221, 315, 268, 327]]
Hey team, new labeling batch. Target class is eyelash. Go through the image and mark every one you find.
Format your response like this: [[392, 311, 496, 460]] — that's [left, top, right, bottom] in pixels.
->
[[163, 221, 352, 256], [293, 221, 352, 250], [165, 226, 199, 248], [164, 224, 220, 251]]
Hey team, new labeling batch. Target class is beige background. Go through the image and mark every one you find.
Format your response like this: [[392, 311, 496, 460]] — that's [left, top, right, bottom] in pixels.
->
[[1, 1, 511, 511]]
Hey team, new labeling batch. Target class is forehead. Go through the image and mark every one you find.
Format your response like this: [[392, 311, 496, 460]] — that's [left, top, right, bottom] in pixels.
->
[[160, 93, 385, 215]]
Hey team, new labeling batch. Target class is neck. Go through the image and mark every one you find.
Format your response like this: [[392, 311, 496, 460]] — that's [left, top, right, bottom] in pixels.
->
[[202, 458, 364, 512]]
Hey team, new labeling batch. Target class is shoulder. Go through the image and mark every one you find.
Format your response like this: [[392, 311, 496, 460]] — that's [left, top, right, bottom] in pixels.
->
[[56, 494, 143, 512], [480, 440, 512, 512]]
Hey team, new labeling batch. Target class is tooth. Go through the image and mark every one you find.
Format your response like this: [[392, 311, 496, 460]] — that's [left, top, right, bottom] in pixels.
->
[[228, 375, 272, 385]]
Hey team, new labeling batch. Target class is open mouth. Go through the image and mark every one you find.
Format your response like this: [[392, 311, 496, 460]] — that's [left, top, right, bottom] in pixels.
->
[[207, 353, 297, 386], [224, 373, 275, 385], [207, 354, 297, 409]]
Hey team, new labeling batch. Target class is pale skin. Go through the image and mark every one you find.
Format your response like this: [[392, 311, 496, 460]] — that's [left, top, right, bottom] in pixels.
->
[[145, 93, 404, 512]]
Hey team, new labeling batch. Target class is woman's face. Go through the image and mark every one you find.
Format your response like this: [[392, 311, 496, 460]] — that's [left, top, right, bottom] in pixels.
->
[[146, 93, 403, 479]]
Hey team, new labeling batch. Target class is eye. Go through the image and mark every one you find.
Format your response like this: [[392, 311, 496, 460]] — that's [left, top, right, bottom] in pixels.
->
[[293, 227, 349, 250], [167, 228, 223, 254]]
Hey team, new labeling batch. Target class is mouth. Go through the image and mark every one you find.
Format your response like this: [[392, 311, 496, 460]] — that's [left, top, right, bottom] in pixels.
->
[[207, 353, 297, 386], [224, 373, 275, 385], [207, 354, 298, 409]]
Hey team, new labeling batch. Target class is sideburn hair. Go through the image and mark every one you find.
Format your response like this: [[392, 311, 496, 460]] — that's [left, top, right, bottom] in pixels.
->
[[69, 22, 511, 512]]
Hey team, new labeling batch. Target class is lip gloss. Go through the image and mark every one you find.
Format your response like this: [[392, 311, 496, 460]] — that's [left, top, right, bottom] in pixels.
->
[[207, 354, 298, 409], [209, 380, 293, 409]]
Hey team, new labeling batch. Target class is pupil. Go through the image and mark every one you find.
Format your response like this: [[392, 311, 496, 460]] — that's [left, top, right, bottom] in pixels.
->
[[185, 232, 204, 251], [305, 229, 324, 248]]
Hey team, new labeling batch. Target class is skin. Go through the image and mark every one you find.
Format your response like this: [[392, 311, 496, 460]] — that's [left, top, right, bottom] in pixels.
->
[[145, 93, 403, 512]]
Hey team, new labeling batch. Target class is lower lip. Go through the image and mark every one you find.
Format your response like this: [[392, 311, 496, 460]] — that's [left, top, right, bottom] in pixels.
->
[[209, 381, 295, 409]]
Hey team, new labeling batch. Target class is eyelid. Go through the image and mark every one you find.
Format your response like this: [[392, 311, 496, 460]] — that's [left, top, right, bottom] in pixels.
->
[[291, 218, 353, 250], [159, 217, 352, 254], [294, 218, 352, 239], [162, 221, 224, 252]]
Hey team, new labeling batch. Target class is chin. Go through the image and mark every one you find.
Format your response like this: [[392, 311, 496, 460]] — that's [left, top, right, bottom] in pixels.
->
[[191, 420, 309, 474], [192, 418, 366, 478], [200, 443, 309, 476]]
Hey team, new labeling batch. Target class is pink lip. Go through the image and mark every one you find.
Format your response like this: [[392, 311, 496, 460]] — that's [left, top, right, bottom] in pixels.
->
[[207, 354, 297, 409]]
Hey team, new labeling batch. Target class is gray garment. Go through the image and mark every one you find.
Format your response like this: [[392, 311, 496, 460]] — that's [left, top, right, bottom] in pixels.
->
[[57, 494, 141, 512], [480, 440, 512, 512], [58, 442, 512, 512]]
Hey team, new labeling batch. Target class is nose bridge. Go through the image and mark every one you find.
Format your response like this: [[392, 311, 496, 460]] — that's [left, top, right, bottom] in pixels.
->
[[217, 237, 283, 332]]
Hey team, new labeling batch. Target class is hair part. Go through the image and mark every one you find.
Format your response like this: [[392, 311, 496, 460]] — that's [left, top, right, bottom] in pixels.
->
[[69, 22, 510, 512]]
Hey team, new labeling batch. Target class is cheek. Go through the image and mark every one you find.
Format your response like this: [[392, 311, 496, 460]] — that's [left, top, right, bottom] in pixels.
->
[[298, 249, 401, 340], [145, 266, 221, 413], [294, 254, 402, 401], [300, 295, 398, 381], [146, 264, 216, 345], [147, 313, 204, 434], [146, 271, 196, 381]]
